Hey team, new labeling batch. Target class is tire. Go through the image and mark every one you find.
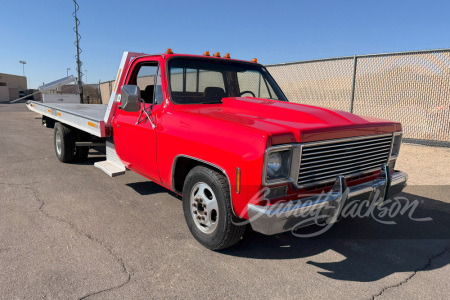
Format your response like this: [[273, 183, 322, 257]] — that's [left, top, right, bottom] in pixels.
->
[[74, 145, 89, 161], [182, 166, 246, 250], [54, 123, 75, 163], [74, 131, 90, 162]]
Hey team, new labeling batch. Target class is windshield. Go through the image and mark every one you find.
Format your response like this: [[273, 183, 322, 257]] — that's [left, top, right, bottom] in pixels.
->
[[168, 58, 288, 104]]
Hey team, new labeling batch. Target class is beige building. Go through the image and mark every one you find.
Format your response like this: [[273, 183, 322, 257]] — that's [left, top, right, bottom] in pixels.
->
[[0, 73, 27, 102]]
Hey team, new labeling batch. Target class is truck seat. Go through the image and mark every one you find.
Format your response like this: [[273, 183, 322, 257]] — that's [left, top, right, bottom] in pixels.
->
[[203, 87, 225, 102], [141, 85, 154, 103]]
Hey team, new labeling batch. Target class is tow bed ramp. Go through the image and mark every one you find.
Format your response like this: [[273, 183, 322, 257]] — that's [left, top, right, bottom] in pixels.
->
[[26, 101, 126, 177]]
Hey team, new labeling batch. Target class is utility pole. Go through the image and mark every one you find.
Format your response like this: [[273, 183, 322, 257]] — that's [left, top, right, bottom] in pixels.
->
[[19, 61, 27, 89], [67, 68, 71, 77], [85, 69, 88, 84], [19, 61, 26, 76], [73, 0, 83, 103]]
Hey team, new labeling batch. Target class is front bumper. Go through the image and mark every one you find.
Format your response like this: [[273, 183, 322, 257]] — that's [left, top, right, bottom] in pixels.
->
[[248, 165, 408, 235]]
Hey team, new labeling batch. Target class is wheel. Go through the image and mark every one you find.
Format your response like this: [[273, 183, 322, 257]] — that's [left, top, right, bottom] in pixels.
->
[[74, 131, 90, 161], [182, 166, 246, 250], [74, 145, 89, 161], [54, 123, 75, 163]]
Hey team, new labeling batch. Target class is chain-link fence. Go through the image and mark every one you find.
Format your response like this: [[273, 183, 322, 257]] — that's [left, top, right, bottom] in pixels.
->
[[266, 49, 450, 146]]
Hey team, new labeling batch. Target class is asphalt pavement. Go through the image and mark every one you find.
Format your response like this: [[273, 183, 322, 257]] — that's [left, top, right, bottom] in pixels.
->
[[1, 102, 449, 299]]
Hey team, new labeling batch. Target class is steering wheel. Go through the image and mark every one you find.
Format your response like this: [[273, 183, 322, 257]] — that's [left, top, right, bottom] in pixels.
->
[[239, 90, 256, 97]]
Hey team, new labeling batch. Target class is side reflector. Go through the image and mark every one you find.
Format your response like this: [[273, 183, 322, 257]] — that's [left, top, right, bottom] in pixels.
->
[[214, 52, 221, 57], [224, 53, 231, 59], [47, 109, 52, 113], [203, 51, 210, 56], [166, 48, 173, 54], [87, 121, 96, 128], [57, 112, 61, 116], [251, 58, 258, 63], [236, 168, 241, 194]]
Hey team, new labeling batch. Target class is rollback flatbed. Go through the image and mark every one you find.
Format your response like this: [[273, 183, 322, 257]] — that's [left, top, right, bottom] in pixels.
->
[[25, 49, 408, 250]]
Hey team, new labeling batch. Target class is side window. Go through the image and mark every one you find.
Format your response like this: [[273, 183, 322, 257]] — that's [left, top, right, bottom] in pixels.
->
[[136, 64, 159, 104]]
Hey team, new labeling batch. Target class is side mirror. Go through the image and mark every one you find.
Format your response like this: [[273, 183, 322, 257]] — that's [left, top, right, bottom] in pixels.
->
[[121, 85, 141, 112]]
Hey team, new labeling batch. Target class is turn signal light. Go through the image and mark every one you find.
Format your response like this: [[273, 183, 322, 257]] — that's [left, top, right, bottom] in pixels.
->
[[251, 58, 258, 63], [203, 51, 210, 56], [224, 53, 231, 59], [166, 48, 173, 54], [214, 52, 221, 57]]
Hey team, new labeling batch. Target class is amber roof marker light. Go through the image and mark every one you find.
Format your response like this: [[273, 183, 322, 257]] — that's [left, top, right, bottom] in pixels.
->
[[203, 51, 210, 56], [224, 53, 231, 59], [213, 52, 221, 57], [251, 58, 258, 63], [166, 48, 173, 54]]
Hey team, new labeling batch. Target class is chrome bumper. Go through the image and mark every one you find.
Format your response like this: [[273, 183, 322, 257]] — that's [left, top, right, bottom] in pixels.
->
[[248, 165, 408, 235]]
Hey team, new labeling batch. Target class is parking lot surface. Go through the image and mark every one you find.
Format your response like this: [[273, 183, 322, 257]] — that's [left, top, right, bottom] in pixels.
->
[[1, 102, 449, 299]]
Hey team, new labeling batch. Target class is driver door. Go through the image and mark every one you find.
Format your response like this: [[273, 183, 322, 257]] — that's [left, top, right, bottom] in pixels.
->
[[113, 57, 164, 182]]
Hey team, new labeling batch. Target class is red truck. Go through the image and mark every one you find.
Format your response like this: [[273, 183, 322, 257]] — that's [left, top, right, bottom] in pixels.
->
[[27, 50, 408, 250]]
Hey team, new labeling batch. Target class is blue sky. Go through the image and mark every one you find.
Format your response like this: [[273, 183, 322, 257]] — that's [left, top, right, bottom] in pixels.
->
[[1, 0, 449, 89]]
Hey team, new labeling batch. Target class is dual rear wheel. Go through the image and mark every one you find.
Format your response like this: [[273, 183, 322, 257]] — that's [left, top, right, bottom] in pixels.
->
[[54, 122, 89, 163]]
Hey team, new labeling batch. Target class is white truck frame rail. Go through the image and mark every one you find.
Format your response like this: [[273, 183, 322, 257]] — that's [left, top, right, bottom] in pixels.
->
[[26, 102, 107, 137]]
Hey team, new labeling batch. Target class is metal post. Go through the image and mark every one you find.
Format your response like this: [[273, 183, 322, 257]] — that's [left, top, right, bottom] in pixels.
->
[[19, 61, 27, 90], [349, 55, 358, 113], [73, 0, 83, 103]]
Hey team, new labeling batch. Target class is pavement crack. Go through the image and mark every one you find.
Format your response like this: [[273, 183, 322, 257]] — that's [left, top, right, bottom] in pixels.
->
[[371, 246, 450, 299], [18, 184, 132, 299], [0, 155, 49, 165]]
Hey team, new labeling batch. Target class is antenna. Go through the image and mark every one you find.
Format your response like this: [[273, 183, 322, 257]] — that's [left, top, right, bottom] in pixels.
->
[[73, 0, 83, 103]]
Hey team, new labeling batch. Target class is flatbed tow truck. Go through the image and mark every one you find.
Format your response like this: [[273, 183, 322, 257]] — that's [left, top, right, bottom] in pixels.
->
[[26, 50, 408, 250]]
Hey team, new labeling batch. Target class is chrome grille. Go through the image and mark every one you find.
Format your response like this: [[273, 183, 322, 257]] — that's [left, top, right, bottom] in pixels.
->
[[298, 134, 393, 186]]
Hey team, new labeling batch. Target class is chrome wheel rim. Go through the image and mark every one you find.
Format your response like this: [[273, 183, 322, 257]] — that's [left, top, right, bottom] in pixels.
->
[[55, 132, 62, 156], [190, 182, 219, 234]]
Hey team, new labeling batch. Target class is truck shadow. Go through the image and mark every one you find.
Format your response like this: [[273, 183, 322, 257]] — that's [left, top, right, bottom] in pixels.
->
[[220, 185, 450, 282], [71, 148, 106, 165], [126, 181, 181, 198]]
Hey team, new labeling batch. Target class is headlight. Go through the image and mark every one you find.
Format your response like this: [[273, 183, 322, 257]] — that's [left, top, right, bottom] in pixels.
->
[[267, 153, 282, 177], [391, 132, 402, 158], [265, 149, 292, 181]]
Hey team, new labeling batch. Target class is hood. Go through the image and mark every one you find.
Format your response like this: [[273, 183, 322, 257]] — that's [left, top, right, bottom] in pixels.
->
[[173, 97, 401, 145]]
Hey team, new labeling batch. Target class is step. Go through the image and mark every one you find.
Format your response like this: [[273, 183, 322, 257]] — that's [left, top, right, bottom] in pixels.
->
[[94, 160, 126, 177]]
